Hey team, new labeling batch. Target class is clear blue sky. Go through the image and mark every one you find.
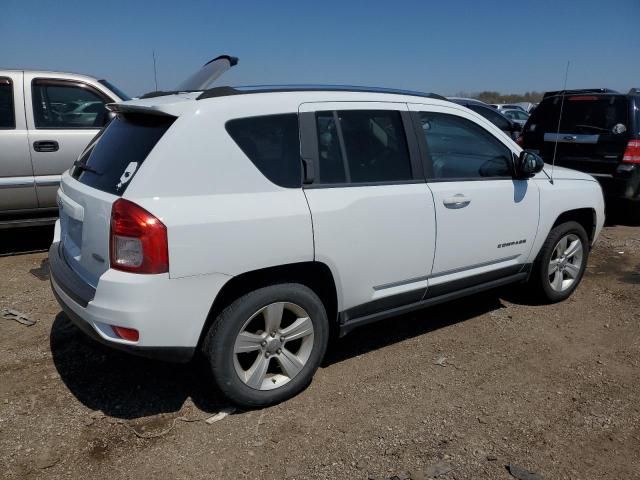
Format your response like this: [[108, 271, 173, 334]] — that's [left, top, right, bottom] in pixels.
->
[[2, 0, 639, 97]]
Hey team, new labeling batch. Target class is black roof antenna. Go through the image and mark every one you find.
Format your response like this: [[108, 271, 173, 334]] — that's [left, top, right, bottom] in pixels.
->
[[550, 61, 571, 184]]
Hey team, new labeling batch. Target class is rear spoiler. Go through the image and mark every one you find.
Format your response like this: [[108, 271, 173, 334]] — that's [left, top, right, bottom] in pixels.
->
[[105, 103, 176, 117], [139, 54, 238, 99]]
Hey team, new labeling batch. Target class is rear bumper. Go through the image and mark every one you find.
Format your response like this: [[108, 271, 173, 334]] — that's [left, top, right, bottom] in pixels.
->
[[50, 242, 194, 362], [49, 242, 231, 363], [593, 166, 640, 202]]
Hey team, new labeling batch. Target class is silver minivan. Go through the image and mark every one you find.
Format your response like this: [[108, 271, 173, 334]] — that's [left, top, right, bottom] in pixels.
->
[[0, 70, 126, 228]]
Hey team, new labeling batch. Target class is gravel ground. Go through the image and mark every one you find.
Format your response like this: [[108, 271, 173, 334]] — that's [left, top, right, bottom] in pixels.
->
[[0, 223, 639, 480]]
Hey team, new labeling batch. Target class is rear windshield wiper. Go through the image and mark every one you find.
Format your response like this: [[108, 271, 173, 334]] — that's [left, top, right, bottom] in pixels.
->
[[574, 124, 610, 133], [73, 160, 101, 175]]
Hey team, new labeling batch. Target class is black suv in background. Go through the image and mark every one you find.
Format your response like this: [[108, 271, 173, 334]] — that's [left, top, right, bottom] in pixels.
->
[[521, 88, 640, 217]]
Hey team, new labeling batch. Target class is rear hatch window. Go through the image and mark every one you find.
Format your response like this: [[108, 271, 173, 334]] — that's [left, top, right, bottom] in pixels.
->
[[529, 95, 628, 134], [72, 113, 175, 195]]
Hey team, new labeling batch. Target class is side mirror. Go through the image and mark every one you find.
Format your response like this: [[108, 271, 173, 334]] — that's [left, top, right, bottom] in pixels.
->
[[516, 150, 544, 178]]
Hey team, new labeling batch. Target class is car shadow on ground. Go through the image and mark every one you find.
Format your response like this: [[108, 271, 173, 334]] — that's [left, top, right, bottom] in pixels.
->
[[50, 290, 509, 420], [0, 225, 54, 257], [50, 313, 229, 419], [324, 291, 506, 366]]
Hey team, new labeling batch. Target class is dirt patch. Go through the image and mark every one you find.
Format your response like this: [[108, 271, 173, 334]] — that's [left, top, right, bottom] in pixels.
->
[[1, 225, 640, 479]]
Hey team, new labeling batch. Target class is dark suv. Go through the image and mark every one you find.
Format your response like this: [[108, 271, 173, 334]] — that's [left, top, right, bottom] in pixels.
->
[[521, 88, 640, 215]]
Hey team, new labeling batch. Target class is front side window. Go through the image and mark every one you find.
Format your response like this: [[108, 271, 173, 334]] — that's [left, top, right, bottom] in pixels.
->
[[32, 81, 109, 129], [419, 112, 512, 179], [315, 109, 413, 184], [0, 78, 15, 129], [226, 114, 301, 188]]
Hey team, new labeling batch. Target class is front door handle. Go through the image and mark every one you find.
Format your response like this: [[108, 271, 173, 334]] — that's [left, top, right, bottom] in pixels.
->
[[443, 194, 471, 209], [33, 140, 59, 152]]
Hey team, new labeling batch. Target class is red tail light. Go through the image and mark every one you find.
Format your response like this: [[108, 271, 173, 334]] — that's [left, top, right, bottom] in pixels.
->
[[516, 135, 524, 146], [568, 95, 598, 101], [110, 199, 169, 274], [622, 140, 640, 164]]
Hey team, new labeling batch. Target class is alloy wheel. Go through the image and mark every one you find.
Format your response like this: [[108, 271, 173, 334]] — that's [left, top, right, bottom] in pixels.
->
[[233, 302, 315, 390], [548, 233, 584, 292]]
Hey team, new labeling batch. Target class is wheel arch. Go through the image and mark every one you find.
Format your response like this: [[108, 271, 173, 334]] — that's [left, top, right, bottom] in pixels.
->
[[198, 261, 339, 349], [551, 208, 597, 244]]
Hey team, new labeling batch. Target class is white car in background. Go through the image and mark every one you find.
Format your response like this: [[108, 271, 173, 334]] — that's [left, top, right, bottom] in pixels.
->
[[49, 56, 605, 407], [502, 108, 530, 127]]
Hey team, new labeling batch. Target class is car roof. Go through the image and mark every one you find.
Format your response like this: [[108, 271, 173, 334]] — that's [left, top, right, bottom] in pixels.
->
[[0, 68, 101, 81], [114, 85, 454, 117], [146, 84, 447, 101]]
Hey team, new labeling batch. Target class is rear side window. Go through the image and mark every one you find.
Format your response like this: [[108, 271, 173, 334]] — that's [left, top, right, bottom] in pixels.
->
[[528, 95, 629, 134], [315, 109, 413, 184], [72, 114, 175, 195], [226, 114, 301, 188], [0, 78, 15, 129]]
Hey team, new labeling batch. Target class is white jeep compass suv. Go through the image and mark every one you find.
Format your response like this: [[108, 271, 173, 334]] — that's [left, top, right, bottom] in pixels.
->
[[49, 60, 605, 407]]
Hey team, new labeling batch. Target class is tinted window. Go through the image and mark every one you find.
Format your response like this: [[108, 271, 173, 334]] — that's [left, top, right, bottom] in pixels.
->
[[315, 110, 412, 184], [316, 111, 347, 183], [528, 95, 628, 133], [226, 114, 301, 188], [32, 81, 108, 129], [73, 114, 175, 195], [468, 105, 511, 130], [419, 112, 512, 179], [0, 79, 15, 129]]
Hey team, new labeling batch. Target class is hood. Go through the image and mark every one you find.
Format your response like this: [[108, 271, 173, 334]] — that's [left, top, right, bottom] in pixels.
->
[[535, 164, 597, 182]]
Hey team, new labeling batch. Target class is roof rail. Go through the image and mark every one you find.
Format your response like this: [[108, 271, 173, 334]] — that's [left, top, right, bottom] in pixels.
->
[[196, 84, 447, 101], [629, 88, 640, 95], [542, 88, 619, 99]]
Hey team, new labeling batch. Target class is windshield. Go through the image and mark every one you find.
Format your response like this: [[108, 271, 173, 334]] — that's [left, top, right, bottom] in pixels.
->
[[529, 95, 628, 133], [98, 79, 131, 101]]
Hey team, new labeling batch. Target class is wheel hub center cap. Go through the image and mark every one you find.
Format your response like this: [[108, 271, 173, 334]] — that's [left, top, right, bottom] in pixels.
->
[[265, 337, 282, 353]]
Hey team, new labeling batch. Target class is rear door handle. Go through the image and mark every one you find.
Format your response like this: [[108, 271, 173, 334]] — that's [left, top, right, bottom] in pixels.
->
[[443, 194, 471, 209], [33, 140, 59, 152]]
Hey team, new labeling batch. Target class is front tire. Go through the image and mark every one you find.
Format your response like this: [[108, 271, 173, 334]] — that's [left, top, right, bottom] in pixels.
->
[[528, 221, 589, 303], [205, 283, 329, 407]]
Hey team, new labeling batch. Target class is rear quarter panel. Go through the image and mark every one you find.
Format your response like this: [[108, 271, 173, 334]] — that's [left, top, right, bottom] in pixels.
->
[[124, 100, 314, 278]]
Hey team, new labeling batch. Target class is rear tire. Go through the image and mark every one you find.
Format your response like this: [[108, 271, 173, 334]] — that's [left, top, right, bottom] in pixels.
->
[[204, 283, 329, 407], [528, 221, 589, 303]]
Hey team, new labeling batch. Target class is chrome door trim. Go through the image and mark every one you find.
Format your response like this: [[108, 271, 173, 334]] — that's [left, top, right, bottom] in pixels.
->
[[0, 177, 35, 189], [543, 133, 599, 144], [34, 175, 62, 187]]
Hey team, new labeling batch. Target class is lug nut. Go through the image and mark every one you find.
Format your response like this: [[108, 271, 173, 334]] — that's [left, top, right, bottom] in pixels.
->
[[277, 349, 282, 354], [280, 336, 286, 342], [265, 352, 270, 358], [270, 331, 276, 337], [261, 341, 267, 347]]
